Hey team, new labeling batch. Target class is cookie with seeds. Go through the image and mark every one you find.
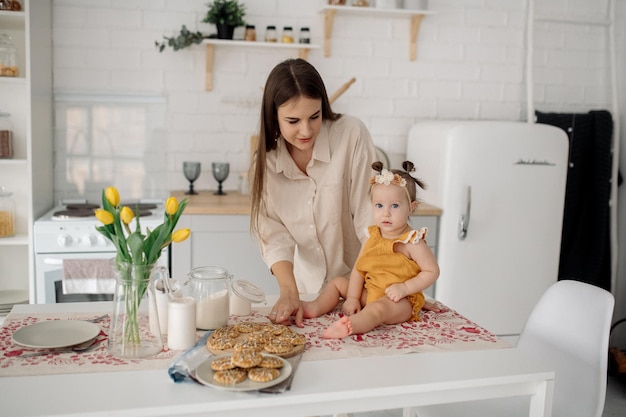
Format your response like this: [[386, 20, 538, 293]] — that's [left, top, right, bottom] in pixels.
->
[[248, 367, 280, 383], [258, 355, 284, 369], [207, 334, 236, 351], [213, 368, 247, 385], [264, 339, 293, 354], [234, 338, 265, 352], [266, 323, 288, 335], [210, 355, 236, 371], [232, 348, 263, 368], [212, 325, 240, 339], [279, 330, 306, 346], [236, 322, 263, 333]]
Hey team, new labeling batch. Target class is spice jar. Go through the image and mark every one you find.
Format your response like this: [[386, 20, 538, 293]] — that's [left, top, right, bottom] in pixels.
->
[[0, 110, 12, 159], [281, 26, 294, 43], [0, 33, 18, 77], [0, 186, 15, 238], [265, 25, 277, 42], [244, 24, 256, 41], [298, 27, 311, 44]]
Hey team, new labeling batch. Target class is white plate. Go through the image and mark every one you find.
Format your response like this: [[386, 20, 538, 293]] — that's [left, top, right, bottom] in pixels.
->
[[0, 289, 29, 307], [12, 320, 101, 349], [195, 354, 292, 392]]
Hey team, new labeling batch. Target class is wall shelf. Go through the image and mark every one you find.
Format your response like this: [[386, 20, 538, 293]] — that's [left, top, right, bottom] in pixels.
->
[[319, 5, 433, 61], [202, 39, 321, 91]]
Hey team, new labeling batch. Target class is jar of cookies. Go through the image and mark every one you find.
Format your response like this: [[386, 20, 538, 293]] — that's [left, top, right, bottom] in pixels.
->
[[0, 33, 18, 77], [0, 186, 15, 238], [188, 266, 232, 330]]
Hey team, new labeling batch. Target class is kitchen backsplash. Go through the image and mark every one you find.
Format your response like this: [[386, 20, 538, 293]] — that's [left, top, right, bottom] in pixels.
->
[[50, 0, 615, 202]]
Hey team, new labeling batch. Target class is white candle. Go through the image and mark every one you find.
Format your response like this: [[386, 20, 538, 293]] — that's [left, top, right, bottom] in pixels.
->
[[195, 289, 229, 330], [167, 297, 197, 350]]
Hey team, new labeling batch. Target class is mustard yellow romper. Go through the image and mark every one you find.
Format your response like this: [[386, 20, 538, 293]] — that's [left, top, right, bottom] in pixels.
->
[[355, 225, 428, 322]]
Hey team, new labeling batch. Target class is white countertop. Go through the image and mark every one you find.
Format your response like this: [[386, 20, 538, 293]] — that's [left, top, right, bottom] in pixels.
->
[[0, 302, 554, 417]]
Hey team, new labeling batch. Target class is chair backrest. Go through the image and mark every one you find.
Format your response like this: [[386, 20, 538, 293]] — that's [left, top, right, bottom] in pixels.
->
[[517, 279, 615, 417]]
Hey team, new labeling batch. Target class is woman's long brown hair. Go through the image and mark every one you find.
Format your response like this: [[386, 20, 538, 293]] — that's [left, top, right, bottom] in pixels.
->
[[250, 59, 340, 236]]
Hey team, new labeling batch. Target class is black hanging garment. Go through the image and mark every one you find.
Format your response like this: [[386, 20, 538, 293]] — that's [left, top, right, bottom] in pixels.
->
[[535, 110, 613, 291]]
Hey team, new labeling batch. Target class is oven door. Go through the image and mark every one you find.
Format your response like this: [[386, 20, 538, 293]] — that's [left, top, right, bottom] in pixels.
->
[[35, 250, 169, 304]]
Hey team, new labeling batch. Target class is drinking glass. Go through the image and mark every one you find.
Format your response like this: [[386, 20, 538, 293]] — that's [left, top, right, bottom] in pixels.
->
[[211, 162, 230, 195], [183, 162, 201, 195]]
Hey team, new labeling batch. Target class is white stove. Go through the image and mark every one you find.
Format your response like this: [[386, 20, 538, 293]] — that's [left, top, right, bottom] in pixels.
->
[[34, 199, 169, 304]]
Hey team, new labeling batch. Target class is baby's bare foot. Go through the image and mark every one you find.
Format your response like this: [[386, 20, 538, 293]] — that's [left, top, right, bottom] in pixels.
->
[[322, 316, 353, 339]]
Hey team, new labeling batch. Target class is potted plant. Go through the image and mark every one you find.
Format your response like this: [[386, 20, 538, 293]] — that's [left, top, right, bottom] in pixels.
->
[[202, 0, 246, 40]]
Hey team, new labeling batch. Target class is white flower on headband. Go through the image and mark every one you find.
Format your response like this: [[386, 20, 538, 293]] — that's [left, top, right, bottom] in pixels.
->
[[377, 169, 395, 185], [372, 169, 407, 187]]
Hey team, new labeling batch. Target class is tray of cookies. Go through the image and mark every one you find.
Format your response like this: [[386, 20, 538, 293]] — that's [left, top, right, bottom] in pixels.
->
[[195, 352, 292, 391], [206, 322, 306, 359]]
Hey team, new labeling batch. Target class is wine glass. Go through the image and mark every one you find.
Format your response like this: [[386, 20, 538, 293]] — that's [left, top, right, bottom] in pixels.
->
[[183, 162, 201, 195], [212, 162, 230, 195]]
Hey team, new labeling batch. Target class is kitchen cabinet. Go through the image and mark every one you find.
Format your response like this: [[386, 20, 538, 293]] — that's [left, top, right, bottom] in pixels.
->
[[202, 39, 321, 91], [0, 1, 53, 301], [170, 191, 440, 298], [319, 5, 433, 61]]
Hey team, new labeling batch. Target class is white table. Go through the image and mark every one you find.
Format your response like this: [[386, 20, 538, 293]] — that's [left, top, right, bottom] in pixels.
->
[[0, 302, 554, 417]]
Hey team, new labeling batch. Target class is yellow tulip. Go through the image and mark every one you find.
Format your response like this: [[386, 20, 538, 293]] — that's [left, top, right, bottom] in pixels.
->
[[105, 186, 120, 207], [165, 197, 179, 215], [95, 209, 114, 225], [120, 206, 134, 224], [171, 228, 190, 243]]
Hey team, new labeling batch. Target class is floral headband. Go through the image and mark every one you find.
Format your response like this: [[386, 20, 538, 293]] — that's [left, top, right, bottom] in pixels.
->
[[370, 169, 412, 203], [369, 169, 407, 187]]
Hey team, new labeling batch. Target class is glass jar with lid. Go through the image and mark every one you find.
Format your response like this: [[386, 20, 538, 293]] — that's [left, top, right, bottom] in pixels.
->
[[0, 186, 16, 238], [244, 25, 256, 41], [281, 26, 294, 43], [0, 110, 12, 159], [265, 25, 277, 42], [298, 27, 311, 44], [0, 33, 19, 77]]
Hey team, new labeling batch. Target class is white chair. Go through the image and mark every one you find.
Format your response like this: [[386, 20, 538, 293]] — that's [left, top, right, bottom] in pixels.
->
[[405, 279, 615, 417]]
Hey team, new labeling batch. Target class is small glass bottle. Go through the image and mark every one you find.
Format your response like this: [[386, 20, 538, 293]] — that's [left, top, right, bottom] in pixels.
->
[[298, 27, 311, 44], [265, 25, 277, 42], [244, 25, 256, 41], [0, 33, 18, 77], [0, 186, 16, 238], [281, 26, 294, 43], [0, 110, 12, 159]]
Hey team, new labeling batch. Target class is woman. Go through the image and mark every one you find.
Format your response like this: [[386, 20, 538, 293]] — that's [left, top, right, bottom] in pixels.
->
[[250, 58, 377, 327]]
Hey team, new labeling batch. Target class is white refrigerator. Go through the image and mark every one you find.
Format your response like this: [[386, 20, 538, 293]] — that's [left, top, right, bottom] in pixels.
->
[[406, 121, 569, 337]]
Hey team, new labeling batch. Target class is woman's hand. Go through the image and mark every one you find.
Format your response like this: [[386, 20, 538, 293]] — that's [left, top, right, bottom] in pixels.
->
[[341, 297, 362, 316], [269, 291, 304, 327], [385, 283, 409, 302]]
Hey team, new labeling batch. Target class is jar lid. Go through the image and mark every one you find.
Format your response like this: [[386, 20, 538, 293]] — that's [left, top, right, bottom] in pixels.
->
[[0, 186, 12, 197], [231, 280, 266, 304]]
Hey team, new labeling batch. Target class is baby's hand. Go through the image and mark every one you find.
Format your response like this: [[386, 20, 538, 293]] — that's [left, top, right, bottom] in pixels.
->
[[342, 297, 361, 316], [385, 283, 409, 302]]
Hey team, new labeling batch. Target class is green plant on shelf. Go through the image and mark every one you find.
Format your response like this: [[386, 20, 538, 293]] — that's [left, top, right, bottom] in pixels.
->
[[202, 0, 246, 27], [155, 25, 206, 52]]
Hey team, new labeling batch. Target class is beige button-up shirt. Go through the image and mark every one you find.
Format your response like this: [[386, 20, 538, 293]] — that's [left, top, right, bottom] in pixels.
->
[[258, 115, 377, 294]]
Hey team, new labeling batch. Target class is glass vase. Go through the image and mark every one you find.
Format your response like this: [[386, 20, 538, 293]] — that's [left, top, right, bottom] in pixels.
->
[[107, 262, 163, 359]]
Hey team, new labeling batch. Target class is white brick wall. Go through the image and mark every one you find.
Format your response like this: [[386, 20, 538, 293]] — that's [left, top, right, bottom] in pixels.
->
[[50, 0, 618, 202]]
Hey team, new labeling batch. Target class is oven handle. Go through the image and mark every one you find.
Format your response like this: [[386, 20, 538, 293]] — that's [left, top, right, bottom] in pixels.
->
[[43, 258, 64, 266]]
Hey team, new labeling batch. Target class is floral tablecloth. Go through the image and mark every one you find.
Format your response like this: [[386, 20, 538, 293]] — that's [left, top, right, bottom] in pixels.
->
[[0, 300, 510, 378], [237, 300, 510, 362], [0, 312, 182, 377]]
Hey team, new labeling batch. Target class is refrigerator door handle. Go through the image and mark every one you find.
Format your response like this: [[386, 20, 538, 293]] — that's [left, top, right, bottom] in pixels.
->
[[458, 186, 471, 240]]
